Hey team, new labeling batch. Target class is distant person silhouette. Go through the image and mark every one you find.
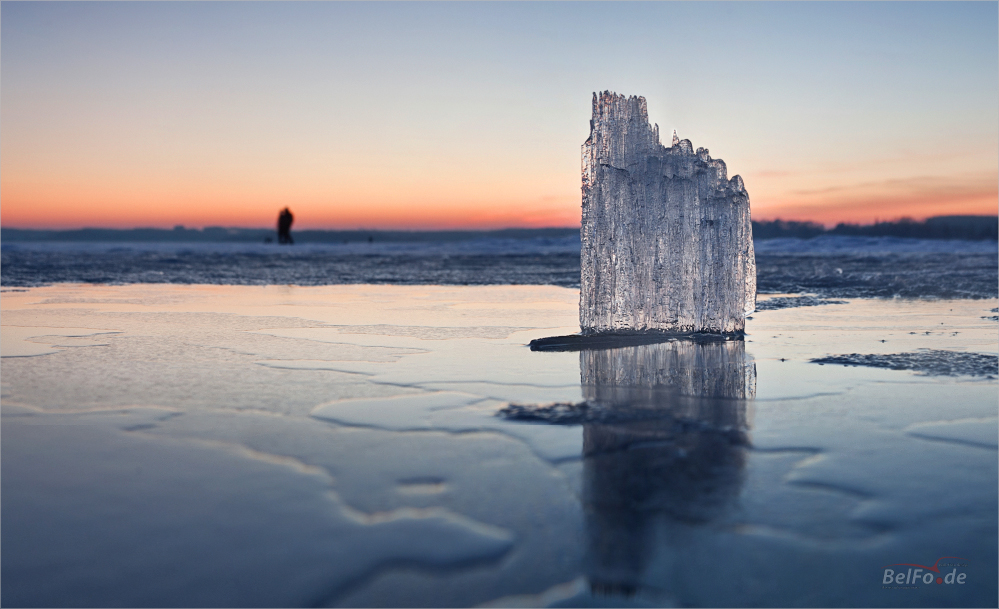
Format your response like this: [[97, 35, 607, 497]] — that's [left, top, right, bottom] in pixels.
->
[[277, 207, 294, 245]]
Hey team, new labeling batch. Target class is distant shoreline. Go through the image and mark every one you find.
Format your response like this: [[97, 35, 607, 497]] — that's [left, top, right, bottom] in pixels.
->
[[2, 215, 996, 243]]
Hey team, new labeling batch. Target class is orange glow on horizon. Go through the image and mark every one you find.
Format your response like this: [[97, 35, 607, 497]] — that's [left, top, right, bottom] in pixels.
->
[[0, 189, 583, 231], [3, 191, 995, 231], [750, 170, 998, 228], [0, 164, 585, 230], [2, 168, 995, 231]]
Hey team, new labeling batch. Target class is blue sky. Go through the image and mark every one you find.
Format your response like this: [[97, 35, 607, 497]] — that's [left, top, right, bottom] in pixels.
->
[[3, 2, 996, 228]]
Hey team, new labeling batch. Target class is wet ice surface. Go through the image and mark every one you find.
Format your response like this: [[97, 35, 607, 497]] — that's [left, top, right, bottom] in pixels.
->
[[2, 285, 997, 607]]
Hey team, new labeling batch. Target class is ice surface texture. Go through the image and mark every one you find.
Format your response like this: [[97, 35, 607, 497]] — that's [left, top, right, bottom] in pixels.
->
[[811, 350, 998, 378], [580, 92, 756, 334], [3, 238, 996, 299]]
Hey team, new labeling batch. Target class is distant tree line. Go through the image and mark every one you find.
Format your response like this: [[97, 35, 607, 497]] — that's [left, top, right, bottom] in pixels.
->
[[752, 215, 998, 241]]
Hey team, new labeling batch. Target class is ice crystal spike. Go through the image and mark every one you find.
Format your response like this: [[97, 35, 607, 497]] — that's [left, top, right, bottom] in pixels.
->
[[580, 91, 756, 335]]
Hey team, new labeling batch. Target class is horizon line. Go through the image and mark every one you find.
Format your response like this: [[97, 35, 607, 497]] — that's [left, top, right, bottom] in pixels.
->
[[3, 214, 997, 233]]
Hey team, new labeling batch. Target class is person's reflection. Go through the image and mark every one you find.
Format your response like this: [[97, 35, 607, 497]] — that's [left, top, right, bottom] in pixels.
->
[[579, 339, 754, 598]]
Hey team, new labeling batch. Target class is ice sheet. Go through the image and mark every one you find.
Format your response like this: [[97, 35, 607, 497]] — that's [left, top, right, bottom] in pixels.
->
[[0, 326, 122, 357], [1, 285, 996, 607]]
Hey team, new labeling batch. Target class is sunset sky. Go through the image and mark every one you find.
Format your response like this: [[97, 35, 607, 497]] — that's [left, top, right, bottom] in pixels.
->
[[2, 2, 997, 230]]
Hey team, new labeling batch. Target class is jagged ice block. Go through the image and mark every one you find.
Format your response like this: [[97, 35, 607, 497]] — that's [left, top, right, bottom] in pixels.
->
[[580, 91, 756, 334]]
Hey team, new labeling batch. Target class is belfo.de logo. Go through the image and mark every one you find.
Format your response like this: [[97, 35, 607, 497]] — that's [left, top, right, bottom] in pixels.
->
[[882, 556, 968, 588]]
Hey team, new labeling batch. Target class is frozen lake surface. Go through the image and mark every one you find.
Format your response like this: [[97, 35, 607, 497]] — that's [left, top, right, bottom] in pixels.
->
[[1, 285, 997, 607], [2, 236, 996, 299]]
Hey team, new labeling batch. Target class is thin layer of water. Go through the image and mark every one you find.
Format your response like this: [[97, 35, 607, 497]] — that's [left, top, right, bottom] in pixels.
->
[[1, 285, 995, 607]]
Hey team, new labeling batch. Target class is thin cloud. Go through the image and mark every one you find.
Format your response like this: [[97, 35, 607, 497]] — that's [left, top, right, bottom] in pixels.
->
[[757, 171, 998, 225], [790, 172, 998, 198]]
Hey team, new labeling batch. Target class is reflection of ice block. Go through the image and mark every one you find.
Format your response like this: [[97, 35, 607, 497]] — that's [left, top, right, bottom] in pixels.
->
[[579, 340, 753, 595], [580, 91, 756, 334], [580, 340, 756, 405], [580, 340, 755, 447]]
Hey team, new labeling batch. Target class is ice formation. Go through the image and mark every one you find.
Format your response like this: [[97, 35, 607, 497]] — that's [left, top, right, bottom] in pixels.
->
[[580, 91, 756, 334]]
